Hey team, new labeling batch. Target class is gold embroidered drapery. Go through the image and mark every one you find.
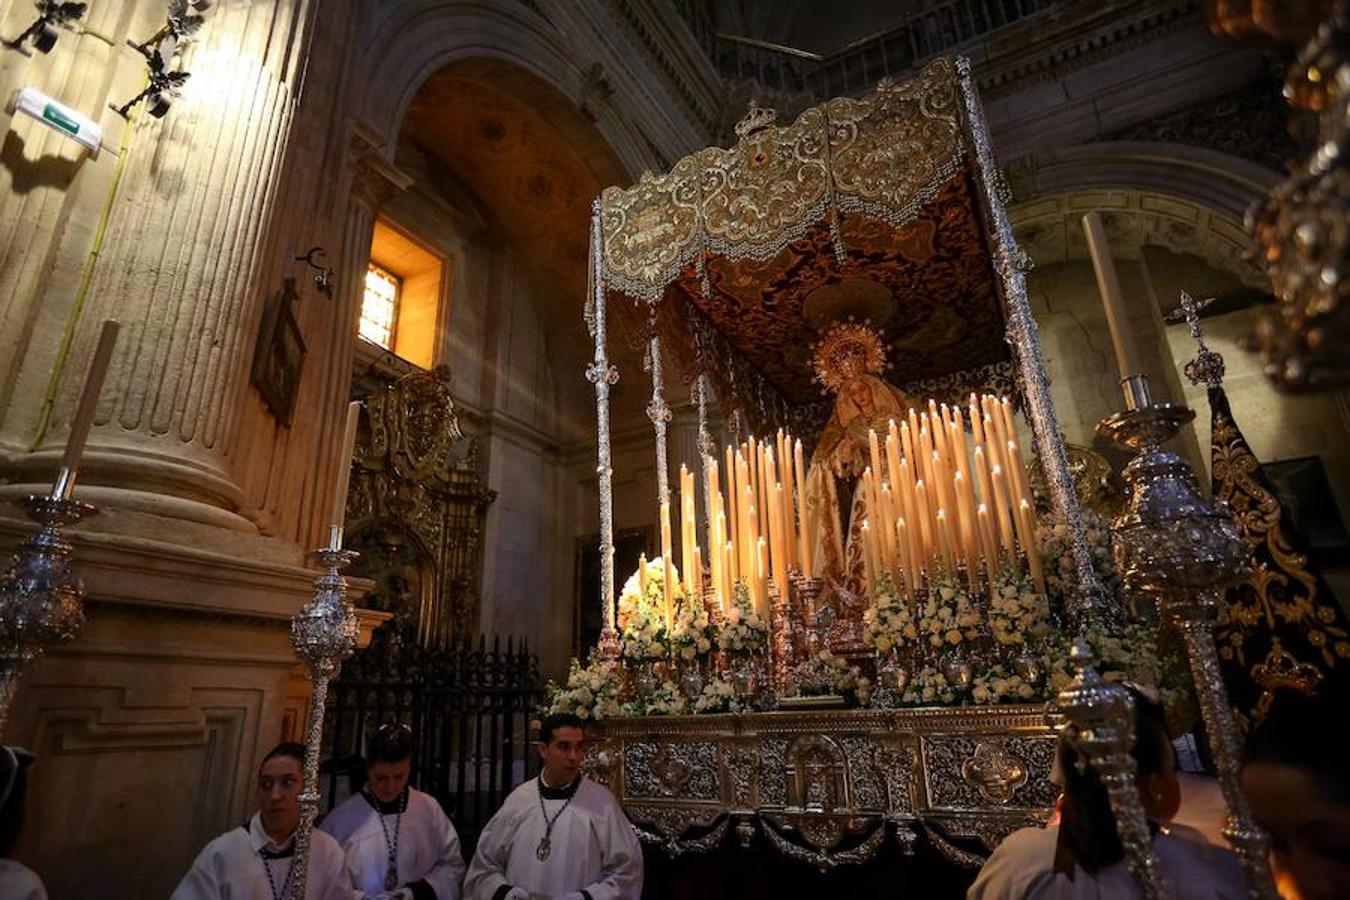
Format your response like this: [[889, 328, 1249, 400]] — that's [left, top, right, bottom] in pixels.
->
[[591, 58, 1014, 433], [1209, 385, 1350, 727]]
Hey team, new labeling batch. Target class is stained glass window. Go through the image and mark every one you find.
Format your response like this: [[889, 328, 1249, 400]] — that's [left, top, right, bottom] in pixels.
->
[[361, 263, 400, 349]]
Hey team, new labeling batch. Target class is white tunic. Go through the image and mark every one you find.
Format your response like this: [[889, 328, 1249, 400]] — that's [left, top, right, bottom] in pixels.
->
[[967, 825, 1246, 900], [321, 788, 465, 899], [0, 859, 46, 900], [171, 812, 359, 900], [464, 778, 642, 900]]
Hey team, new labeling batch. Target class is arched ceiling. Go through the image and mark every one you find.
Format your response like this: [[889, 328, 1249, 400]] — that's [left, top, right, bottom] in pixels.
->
[[402, 59, 628, 297]]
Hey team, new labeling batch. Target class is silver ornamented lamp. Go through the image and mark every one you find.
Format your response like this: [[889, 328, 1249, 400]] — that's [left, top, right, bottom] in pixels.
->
[[0, 495, 95, 736], [1097, 370, 1279, 900]]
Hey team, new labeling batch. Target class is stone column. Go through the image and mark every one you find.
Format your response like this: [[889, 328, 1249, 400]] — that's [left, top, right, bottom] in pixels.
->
[[0, 0, 326, 548]]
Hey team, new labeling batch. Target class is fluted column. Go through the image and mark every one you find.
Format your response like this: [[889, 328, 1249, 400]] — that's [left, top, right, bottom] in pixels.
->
[[0, 1, 323, 537]]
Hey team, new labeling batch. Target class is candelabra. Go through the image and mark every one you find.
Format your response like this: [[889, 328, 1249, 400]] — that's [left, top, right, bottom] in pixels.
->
[[286, 539, 360, 900], [1056, 639, 1164, 899], [0, 495, 94, 737], [1097, 375, 1278, 900]]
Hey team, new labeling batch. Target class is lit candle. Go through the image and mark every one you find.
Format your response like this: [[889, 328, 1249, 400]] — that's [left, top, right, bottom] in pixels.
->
[[693, 545, 703, 601], [969, 393, 986, 451], [977, 503, 1000, 591], [936, 508, 954, 567], [990, 464, 1016, 552], [725, 540, 736, 607], [896, 516, 912, 596], [660, 500, 674, 628], [879, 482, 898, 570], [639, 552, 649, 596], [772, 483, 791, 597], [680, 465, 694, 595], [327, 400, 362, 547], [861, 519, 877, 588], [868, 427, 882, 475], [756, 536, 768, 614], [1020, 497, 1047, 596], [1083, 211, 1144, 381], [794, 438, 812, 579], [914, 479, 933, 564], [52, 319, 120, 501], [776, 431, 794, 569]]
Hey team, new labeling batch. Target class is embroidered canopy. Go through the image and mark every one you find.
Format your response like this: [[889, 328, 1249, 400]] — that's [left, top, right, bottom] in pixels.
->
[[592, 58, 1017, 435]]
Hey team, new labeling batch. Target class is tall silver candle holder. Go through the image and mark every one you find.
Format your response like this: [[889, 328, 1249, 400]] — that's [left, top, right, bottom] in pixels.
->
[[1057, 639, 1165, 900], [286, 534, 360, 899], [1098, 374, 1278, 900], [0, 494, 95, 737]]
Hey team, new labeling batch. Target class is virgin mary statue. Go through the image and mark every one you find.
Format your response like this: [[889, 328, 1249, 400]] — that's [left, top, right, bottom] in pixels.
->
[[805, 321, 917, 601]]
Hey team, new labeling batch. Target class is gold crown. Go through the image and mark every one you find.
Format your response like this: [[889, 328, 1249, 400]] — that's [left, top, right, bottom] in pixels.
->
[[1252, 639, 1323, 696], [734, 101, 778, 139], [810, 319, 890, 395]]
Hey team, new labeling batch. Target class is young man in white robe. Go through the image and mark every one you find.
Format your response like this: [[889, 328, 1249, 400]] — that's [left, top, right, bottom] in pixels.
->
[[172, 742, 358, 900], [0, 746, 45, 900], [322, 724, 465, 899], [464, 713, 642, 900]]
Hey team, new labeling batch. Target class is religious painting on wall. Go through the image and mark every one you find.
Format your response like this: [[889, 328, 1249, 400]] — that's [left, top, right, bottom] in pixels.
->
[[250, 277, 306, 425]]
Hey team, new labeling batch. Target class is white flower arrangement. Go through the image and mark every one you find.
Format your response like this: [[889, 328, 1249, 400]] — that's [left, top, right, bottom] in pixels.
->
[[716, 581, 769, 656], [970, 664, 1037, 704], [545, 658, 623, 721], [619, 557, 683, 663], [987, 566, 1051, 646], [862, 573, 918, 655], [900, 666, 956, 705], [916, 571, 982, 649], [669, 599, 714, 662], [1037, 510, 1121, 608], [620, 602, 668, 662], [1044, 622, 1192, 717], [788, 649, 869, 698], [692, 676, 743, 714], [621, 679, 687, 717]]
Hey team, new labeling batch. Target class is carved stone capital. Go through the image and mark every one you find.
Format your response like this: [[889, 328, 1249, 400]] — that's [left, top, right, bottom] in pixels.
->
[[348, 122, 414, 213]]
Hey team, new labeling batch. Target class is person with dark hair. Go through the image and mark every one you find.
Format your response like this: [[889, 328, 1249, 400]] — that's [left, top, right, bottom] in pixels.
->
[[968, 688, 1245, 899], [0, 746, 44, 900], [172, 742, 358, 900], [1241, 692, 1350, 900], [464, 713, 642, 900], [322, 723, 465, 899]]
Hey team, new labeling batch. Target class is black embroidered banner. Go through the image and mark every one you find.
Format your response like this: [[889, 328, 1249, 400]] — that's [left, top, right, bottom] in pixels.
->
[[1210, 386, 1350, 728]]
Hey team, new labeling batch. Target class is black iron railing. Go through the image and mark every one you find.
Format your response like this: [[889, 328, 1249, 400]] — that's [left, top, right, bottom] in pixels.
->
[[713, 0, 1065, 100], [321, 628, 546, 855]]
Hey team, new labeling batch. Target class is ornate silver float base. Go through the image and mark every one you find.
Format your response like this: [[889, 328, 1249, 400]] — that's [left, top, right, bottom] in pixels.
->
[[584, 705, 1057, 870]]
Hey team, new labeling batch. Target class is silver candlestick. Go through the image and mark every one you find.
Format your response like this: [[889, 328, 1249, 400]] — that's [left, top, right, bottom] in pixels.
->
[[1057, 639, 1165, 899], [286, 539, 360, 900], [0, 494, 95, 737], [1098, 375, 1278, 900]]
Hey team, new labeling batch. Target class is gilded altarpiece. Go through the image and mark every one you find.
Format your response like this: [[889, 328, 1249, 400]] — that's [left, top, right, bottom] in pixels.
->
[[345, 367, 496, 646]]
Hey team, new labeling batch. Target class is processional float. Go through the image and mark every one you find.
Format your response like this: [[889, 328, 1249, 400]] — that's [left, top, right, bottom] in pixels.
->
[[568, 56, 1276, 897]]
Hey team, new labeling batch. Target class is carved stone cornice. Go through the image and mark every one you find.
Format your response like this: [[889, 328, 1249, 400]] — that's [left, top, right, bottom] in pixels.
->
[[349, 122, 414, 213], [1095, 78, 1293, 174]]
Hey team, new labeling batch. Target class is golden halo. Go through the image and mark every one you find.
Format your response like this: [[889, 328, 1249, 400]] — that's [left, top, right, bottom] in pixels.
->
[[810, 319, 890, 395]]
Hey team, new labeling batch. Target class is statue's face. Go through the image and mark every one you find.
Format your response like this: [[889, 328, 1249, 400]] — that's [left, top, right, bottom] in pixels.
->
[[847, 378, 875, 414]]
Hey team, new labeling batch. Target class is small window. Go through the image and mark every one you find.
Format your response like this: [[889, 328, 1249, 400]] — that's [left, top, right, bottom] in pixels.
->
[[362, 219, 444, 369], [361, 263, 400, 351]]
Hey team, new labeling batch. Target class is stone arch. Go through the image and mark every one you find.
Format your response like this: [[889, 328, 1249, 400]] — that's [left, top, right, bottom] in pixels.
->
[[1010, 141, 1280, 226], [353, 0, 651, 178], [1009, 142, 1281, 294]]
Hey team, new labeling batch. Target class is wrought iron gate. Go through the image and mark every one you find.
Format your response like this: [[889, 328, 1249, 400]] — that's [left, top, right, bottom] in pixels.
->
[[321, 625, 546, 854]]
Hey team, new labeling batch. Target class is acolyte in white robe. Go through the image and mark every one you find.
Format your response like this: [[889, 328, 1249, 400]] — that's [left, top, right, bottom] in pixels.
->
[[463, 777, 642, 900], [0, 859, 46, 900], [321, 787, 466, 899], [966, 825, 1247, 900], [171, 812, 359, 900]]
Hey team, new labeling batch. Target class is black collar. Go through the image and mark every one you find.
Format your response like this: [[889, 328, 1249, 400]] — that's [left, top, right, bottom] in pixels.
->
[[260, 844, 295, 860], [538, 775, 582, 800], [363, 787, 409, 816]]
